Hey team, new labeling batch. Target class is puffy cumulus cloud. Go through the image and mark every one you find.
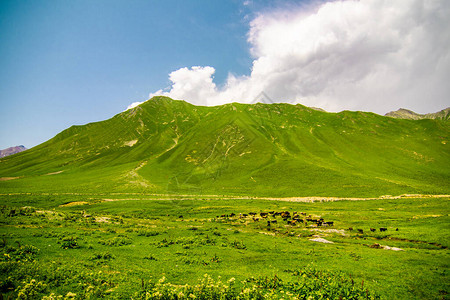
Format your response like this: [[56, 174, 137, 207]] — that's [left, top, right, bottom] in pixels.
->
[[149, 66, 218, 106], [144, 0, 450, 114]]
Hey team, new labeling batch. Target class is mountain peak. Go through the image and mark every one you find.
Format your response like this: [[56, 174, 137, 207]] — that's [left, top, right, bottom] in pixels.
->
[[0, 145, 27, 158], [385, 107, 449, 120]]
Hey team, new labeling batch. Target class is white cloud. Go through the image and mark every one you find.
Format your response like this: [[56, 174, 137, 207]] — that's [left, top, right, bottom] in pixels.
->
[[149, 66, 219, 106], [142, 0, 450, 114], [126, 101, 144, 110]]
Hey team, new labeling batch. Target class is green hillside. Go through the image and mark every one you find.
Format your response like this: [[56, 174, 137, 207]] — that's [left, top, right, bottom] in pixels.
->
[[1, 96, 449, 197]]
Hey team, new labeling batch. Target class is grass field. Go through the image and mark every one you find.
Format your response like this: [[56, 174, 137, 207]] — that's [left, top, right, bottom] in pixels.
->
[[0, 99, 448, 298], [1, 193, 448, 299]]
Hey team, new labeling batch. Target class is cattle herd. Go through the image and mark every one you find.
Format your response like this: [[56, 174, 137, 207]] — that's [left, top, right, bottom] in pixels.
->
[[217, 211, 334, 227], [216, 210, 394, 233]]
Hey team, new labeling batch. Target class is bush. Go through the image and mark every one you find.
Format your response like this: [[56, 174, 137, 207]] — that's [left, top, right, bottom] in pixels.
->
[[1, 244, 40, 262], [99, 236, 132, 247], [60, 237, 79, 249], [16, 279, 47, 300], [137, 230, 160, 237], [134, 271, 379, 300], [90, 252, 114, 261]]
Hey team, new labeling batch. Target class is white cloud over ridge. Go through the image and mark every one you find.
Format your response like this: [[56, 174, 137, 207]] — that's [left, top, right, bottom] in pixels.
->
[[140, 0, 450, 114]]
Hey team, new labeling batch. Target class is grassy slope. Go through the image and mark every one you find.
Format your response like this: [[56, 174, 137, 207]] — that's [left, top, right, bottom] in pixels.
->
[[0, 97, 449, 197]]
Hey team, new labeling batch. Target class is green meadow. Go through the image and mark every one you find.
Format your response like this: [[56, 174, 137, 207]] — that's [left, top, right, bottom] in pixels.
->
[[1, 98, 449, 299], [1, 194, 448, 299]]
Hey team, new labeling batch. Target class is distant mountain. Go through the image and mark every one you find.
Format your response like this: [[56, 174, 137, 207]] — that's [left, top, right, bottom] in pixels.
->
[[0, 145, 27, 158], [0, 97, 448, 197], [385, 107, 450, 120]]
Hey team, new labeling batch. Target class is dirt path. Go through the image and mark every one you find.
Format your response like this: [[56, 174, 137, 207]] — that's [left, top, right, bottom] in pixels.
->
[[1, 192, 449, 202], [261, 194, 450, 203]]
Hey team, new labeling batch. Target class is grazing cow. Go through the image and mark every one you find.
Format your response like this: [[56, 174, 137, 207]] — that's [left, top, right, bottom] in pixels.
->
[[300, 212, 306, 216], [268, 211, 274, 214], [380, 227, 387, 232], [221, 214, 226, 218], [291, 220, 297, 225], [179, 215, 183, 218], [396, 228, 399, 231], [370, 228, 376, 232], [230, 213, 236, 217], [281, 212, 289, 219], [252, 217, 259, 222], [260, 212, 268, 218], [357, 229, 364, 234], [249, 212, 257, 216], [348, 227, 353, 231], [267, 220, 271, 226], [242, 214, 248, 217]]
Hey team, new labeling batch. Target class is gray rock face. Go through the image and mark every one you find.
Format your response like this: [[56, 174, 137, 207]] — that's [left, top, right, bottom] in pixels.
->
[[0, 145, 27, 158], [385, 107, 449, 120]]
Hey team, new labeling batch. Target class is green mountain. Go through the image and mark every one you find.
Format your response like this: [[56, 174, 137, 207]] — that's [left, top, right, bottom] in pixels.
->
[[385, 107, 450, 120], [1, 96, 449, 197]]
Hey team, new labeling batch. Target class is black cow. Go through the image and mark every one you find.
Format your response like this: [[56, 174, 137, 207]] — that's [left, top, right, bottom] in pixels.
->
[[380, 227, 387, 232]]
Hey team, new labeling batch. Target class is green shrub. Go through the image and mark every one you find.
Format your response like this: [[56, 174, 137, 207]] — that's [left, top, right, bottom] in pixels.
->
[[16, 279, 47, 300], [60, 237, 79, 249], [99, 236, 132, 247], [1, 244, 40, 262], [90, 252, 114, 261], [137, 230, 160, 237]]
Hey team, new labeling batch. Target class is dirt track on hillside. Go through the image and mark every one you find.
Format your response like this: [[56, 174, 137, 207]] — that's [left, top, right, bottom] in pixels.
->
[[94, 194, 450, 203], [261, 194, 450, 202], [1, 192, 449, 203]]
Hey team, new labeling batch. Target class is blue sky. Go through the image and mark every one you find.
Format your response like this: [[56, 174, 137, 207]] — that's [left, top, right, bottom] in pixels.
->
[[0, 0, 260, 149], [1, 0, 449, 149]]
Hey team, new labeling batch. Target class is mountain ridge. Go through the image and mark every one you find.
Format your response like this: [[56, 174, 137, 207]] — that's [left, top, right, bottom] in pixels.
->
[[0, 145, 27, 158], [385, 107, 450, 120], [0, 96, 448, 197]]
